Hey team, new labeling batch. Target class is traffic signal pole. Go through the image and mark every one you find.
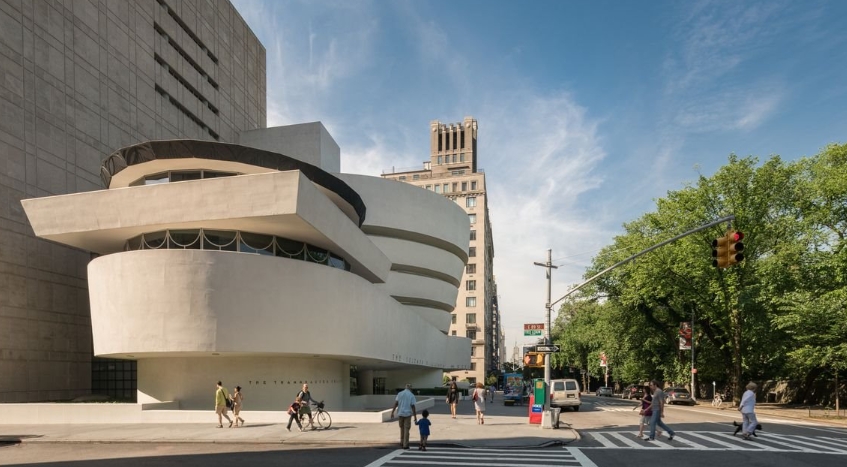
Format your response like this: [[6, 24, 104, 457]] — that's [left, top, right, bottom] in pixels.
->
[[539, 215, 737, 398], [533, 249, 557, 399]]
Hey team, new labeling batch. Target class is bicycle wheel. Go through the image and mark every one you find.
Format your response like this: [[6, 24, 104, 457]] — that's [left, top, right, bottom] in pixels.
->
[[315, 410, 332, 429]]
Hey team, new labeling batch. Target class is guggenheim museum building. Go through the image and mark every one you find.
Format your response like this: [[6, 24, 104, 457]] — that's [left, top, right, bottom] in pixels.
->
[[21, 124, 472, 412]]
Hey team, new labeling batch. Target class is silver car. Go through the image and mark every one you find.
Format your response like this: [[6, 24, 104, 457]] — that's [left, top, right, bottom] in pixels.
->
[[664, 387, 695, 405], [596, 386, 613, 397]]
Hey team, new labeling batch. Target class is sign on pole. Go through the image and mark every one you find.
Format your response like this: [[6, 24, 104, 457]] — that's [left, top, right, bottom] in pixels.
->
[[599, 352, 607, 367], [536, 345, 560, 353], [523, 323, 544, 336], [679, 322, 692, 350]]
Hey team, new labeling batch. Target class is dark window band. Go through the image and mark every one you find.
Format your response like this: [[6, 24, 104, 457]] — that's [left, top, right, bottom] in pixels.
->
[[125, 228, 350, 271]]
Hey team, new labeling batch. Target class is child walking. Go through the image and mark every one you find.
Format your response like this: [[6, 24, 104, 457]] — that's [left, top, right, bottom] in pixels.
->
[[415, 409, 431, 451], [286, 396, 304, 432]]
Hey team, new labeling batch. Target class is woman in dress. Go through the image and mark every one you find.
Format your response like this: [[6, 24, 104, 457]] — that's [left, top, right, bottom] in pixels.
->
[[446, 381, 460, 419], [231, 386, 245, 427], [473, 382, 486, 425]]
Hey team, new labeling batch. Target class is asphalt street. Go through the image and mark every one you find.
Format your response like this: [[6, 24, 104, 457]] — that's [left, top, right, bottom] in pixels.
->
[[2, 394, 845, 467]]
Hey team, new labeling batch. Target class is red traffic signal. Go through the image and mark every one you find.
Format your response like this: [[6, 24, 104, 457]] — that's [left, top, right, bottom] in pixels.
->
[[712, 230, 745, 268], [727, 230, 744, 266]]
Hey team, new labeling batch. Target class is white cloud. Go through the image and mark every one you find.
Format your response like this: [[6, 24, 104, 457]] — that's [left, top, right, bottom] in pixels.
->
[[662, 2, 786, 134], [475, 91, 609, 350], [235, 0, 611, 352]]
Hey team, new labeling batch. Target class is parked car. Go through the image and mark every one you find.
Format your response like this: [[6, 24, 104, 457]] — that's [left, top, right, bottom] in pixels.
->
[[622, 384, 645, 400], [596, 386, 614, 397], [665, 387, 695, 405], [550, 379, 581, 411]]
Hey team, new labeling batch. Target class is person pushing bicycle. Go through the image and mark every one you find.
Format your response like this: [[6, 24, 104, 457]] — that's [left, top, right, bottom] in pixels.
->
[[296, 383, 316, 429]]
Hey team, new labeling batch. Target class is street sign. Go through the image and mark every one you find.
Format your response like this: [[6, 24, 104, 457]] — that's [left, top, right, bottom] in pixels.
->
[[523, 323, 544, 336], [535, 345, 560, 353]]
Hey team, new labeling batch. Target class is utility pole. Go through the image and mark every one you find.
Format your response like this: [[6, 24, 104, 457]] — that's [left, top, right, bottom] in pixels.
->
[[533, 249, 558, 396], [691, 308, 696, 399]]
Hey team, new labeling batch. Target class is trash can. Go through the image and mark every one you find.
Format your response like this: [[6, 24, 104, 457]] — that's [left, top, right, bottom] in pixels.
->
[[541, 407, 561, 429]]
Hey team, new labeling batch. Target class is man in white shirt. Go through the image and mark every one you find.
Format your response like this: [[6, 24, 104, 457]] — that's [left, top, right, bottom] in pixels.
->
[[738, 382, 758, 439], [391, 383, 417, 450]]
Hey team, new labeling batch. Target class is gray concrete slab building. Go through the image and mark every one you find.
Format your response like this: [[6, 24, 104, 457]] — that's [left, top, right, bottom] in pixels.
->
[[0, 0, 265, 402]]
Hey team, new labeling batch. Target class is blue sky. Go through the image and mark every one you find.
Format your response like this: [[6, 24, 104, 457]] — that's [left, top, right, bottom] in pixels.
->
[[232, 0, 847, 355]]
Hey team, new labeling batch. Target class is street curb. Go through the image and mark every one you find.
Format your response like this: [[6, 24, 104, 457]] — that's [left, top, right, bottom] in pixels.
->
[[3, 427, 581, 449]]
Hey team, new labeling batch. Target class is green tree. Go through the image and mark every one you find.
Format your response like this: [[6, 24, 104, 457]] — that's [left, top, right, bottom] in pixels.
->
[[549, 145, 847, 402]]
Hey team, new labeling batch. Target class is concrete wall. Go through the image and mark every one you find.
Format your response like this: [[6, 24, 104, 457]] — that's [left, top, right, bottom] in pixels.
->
[[138, 357, 344, 411], [0, 0, 265, 403], [239, 122, 340, 173]]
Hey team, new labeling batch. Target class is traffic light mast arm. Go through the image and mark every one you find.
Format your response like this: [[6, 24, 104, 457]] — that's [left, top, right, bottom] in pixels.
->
[[549, 215, 736, 309]]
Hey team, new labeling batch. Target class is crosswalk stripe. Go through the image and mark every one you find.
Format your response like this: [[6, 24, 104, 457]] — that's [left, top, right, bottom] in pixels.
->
[[661, 433, 709, 449], [366, 447, 591, 467], [684, 431, 747, 450], [607, 432, 646, 448], [812, 437, 847, 450], [578, 431, 847, 454], [566, 448, 598, 467], [589, 432, 618, 448], [768, 433, 847, 453]]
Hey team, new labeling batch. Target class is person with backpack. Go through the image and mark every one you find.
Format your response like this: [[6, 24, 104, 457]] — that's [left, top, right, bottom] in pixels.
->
[[214, 381, 233, 428], [296, 383, 315, 429]]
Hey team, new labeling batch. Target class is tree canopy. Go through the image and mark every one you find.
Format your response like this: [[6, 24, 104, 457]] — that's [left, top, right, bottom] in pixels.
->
[[550, 144, 847, 403]]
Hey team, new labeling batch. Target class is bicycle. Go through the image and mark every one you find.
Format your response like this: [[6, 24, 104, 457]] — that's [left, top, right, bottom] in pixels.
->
[[712, 394, 723, 407], [300, 400, 332, 430]]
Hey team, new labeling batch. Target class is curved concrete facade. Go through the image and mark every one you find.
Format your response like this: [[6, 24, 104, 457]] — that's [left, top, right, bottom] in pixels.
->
[[22, 135, 472, 410]]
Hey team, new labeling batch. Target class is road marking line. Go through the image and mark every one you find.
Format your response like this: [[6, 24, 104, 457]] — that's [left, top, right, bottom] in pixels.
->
[[804, 436, 847, 450], [567, 447, 599, 467], [607, 432, 646, 448], [363, 449, 403, 467], [384, 460, 579, 467], [589, 432, 618, 448], [662, 433, 709, 449], [684, 431, 746, 449], [768, 433, 847, 453]]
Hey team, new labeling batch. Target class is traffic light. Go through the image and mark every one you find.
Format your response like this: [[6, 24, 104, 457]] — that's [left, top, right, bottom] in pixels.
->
[[523, 352, 544, 368], [726, 230, 744, 266], [712, 230, 745, 268]]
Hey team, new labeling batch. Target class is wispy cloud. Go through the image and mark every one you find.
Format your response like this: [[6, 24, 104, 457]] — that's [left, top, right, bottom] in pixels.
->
[[477, 91, 608, 346], [661, 1, 787, 133]]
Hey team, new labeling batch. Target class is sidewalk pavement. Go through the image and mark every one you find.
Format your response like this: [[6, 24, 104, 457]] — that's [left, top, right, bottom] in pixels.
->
[[0, 411, 578, 449]]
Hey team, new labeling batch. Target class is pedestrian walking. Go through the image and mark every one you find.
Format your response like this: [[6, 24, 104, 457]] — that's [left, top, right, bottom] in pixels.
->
[[446, 381, 460, 419], [637, 385, 662, 438], [214, 381, 233, 428], [489, 383, 496, 403], [472, 382, 486, 425], [646, 380, 675, 441], [296, 383, 315, 429], [738, 382, 759, 440], [286, 396, 304, 432], [415, 409, 431, 451], [391, 383, 417, 450], [231, 386, 245, 427]]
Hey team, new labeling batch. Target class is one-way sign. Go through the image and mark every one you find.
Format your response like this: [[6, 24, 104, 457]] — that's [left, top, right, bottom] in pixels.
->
[[535, 345, 560, 353]]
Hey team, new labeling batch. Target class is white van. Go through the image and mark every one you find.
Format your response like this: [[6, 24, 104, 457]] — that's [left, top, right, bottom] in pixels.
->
[[550, 379, 581, 411]]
